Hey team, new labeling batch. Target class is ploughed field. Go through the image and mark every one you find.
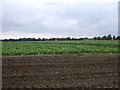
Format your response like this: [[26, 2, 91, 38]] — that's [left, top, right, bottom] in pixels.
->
[[2, 40, 120, 88], [2, 53, 120, 88]]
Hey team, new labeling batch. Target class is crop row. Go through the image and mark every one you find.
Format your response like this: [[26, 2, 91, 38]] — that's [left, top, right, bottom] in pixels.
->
[[43, 40, 119, 47], [2, 41, 119, 55]]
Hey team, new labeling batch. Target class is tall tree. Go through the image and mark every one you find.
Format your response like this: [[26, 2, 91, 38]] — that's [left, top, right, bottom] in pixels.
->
[[102, 36, 107, 40], [106, 34, 112, 40], [113, 36, 116, 40], [116, 36, 120, 40]]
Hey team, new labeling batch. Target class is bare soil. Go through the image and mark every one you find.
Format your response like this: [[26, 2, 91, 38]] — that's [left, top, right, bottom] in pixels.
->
[[2, 53, 120, 88]]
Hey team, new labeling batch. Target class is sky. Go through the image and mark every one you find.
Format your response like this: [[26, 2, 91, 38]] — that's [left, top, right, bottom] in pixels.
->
[[0, 0, 119, 39]]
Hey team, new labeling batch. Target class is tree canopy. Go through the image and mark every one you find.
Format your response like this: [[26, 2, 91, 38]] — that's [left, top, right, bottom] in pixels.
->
[[1, 34, 120, 41]]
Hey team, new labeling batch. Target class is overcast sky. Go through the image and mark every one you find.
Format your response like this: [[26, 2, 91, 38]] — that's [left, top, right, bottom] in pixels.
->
[[0, 0, 119, 39]]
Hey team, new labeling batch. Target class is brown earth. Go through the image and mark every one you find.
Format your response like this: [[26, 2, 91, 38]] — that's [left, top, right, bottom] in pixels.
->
[[2, 53, 120, 88]]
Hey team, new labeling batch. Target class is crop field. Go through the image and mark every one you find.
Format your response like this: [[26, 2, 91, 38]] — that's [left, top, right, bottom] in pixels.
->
[[2, 40, 120, 55], [2, 40, 120, 89]]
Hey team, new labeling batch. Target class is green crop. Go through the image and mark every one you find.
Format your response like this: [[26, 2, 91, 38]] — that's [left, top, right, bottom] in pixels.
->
[[2, 40, 119, 55], [45, 40, 119, 47]]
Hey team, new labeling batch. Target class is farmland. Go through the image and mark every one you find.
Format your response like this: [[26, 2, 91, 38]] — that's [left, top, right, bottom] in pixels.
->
[[2, 40, 120, 55], [2, 53, 120, 88], [2, 40, 120, 89]]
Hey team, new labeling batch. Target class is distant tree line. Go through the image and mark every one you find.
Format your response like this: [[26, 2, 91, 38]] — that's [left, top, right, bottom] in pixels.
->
[[93, 34, 120, 40], [1, 34, 120, 41]]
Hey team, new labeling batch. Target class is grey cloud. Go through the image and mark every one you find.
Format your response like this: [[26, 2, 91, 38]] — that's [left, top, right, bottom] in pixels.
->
[[2, 0, 118, 38]]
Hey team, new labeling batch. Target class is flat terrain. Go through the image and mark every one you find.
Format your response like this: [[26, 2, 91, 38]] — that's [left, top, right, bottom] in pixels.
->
[[2, 40, 119, 55], [2, 53, 120, 88]]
